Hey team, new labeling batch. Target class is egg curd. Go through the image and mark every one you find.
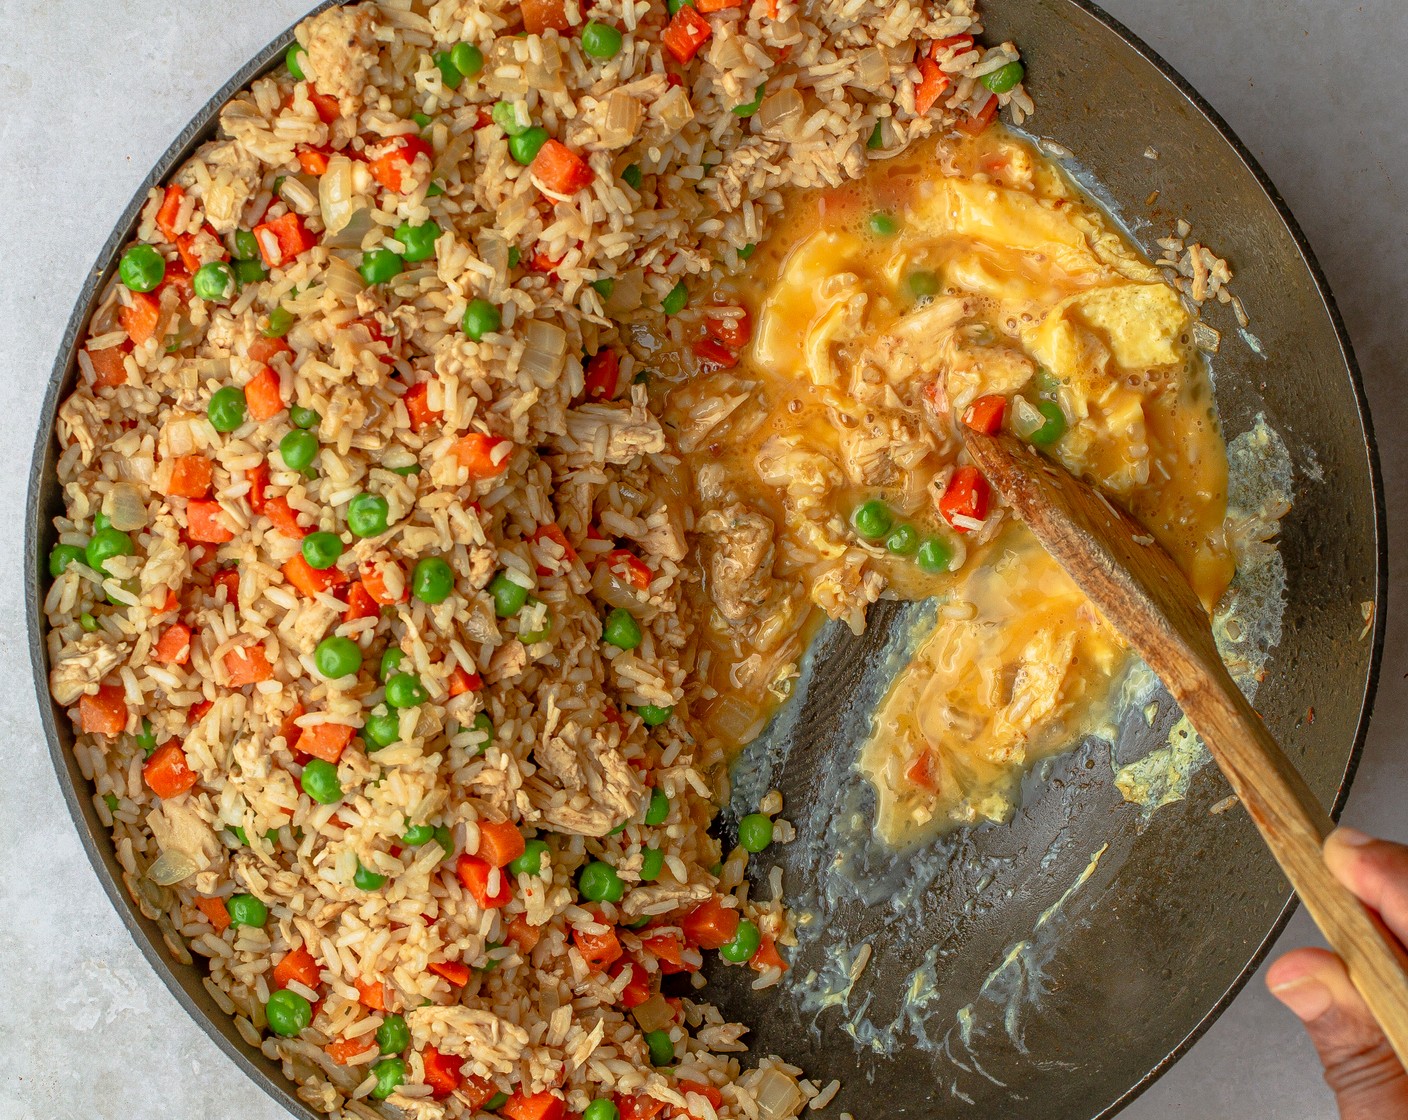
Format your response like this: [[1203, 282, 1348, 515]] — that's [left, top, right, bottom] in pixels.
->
[[664, 126, 1233, 845]]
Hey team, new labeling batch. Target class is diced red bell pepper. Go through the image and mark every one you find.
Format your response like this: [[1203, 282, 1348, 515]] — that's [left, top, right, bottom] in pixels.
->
[[429, 959, 471, 987], [307, 89, 341, 123], [245, 462, 269, 513], [956, 95, 999, 136], [691, 337, 738, 370], [530, 523, 578, 575], [938, 466, 990, 531], [603, 549, 652, 591], [422, 1047, 465, 1098], [343, 581, 379, 623], [253, 211, 318, 268], [448, 665, 482, 696], [155, 184, 186, 243], [369, 136, 434, 193], [704, 308, 751, 349], [750, 934, 788, 973], [611, 956, 653, 1008], [119, 292, 162, 346], [961, 393, 1006, 435], [583, 349, 619, 401], [915, 56, 952, 115], [906, 749, 940, 792]]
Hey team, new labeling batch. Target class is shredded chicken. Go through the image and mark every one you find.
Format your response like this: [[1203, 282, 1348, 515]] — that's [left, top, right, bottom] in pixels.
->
[[698, 504, 778, 624]]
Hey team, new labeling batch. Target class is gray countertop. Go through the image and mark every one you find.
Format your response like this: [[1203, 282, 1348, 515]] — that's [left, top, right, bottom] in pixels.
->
[[1, 2, 1403, 1118]]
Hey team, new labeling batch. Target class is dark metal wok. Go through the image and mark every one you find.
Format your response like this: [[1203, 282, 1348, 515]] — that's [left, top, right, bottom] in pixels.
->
[[26, 2, 1384, 1119]]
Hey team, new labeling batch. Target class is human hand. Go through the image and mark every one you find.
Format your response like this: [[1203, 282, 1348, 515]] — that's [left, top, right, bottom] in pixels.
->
[[1267, 827, 1408, 1118]]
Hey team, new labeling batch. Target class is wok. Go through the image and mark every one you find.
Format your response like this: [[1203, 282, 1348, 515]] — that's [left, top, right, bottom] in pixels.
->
[[26, 2, 1384, 1118]]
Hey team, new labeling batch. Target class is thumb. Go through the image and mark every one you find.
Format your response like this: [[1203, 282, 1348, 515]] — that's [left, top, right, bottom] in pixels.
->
[[1267, 947, 1408, 1118]]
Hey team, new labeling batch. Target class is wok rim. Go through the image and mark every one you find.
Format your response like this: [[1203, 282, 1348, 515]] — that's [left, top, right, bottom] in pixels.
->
[[24, 3, 1386, 1118]]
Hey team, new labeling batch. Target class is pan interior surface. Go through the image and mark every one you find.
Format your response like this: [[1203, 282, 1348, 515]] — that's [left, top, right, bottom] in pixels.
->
[[26, 2, 1380, 1120]]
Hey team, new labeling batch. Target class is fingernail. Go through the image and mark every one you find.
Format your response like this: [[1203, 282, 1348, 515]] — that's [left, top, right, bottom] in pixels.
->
[[1329, 826, 1374, 849], [1270, 975, 1334, 1021]]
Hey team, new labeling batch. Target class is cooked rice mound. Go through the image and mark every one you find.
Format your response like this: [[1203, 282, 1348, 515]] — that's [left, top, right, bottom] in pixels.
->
[[43, 2, 1025, 1116]]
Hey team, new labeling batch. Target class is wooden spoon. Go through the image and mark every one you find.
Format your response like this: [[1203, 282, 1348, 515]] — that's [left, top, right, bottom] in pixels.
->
[[964, 428, 1408, 1065]]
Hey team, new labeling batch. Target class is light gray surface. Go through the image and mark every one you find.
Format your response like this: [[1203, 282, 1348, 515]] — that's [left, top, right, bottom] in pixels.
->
[[0, 1, 1402, 1117]]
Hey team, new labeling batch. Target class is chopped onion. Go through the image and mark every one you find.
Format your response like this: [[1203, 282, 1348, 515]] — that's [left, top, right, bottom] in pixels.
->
[[591, 562, 657, 619], [432, 128, 477, 182], [318, 156, 358, 238], [520, 319, 567, 386], [147, 849, 198, 886], [324, 254, 365, 304], [756, 89, 803, 138], [1010, 396, 1045, 438], [653, 87, 695, 136], [104, 483, 148, 532], [115, 455, 155, 486], [706, 694, 762, 744], [711, 34, 747, 73], [280, 173, 320, 216], [631, 994, 673, 1034], [605, 268, 645, 315], [479, 232, 509, 279], [602, 90, 642, 149], [754, 1068, 804, 1120], [852, 46, 890, 91], [525, 39, 565, 92]]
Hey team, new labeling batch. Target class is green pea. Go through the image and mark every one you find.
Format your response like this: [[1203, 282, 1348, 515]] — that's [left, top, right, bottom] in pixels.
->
[[301, 758, 342, 805], [314, 636, 363, 679], [916, 536, 953, 574], [738, 813, 773, 853], [851, 499, 892, 541], [621, 163, 643, 190], [49, 543, 87, 577], [507, 246, 522, 268], [981, 60, 1025, 94], [581, 20, 623, 59], [347, 493, 390, 539], [263, 305, 295, 338], [907, 270, 940, 299], [492, 101, 530, 136], [85, 527, 133, 576], [135, 717, 157, 755], [639, 848, 664, 882], [234, 258, 268, 285], [885, 524, 919, 555], [93, 512, 111, 530], [578, 860, 623, 903], [433, 824, 455, 858], [354, 862, 387, 891], [384, 672, 427, 709], [507, 125, 549, 166], [583, 1100, 619, 1120], [485, 1092, 510, 1111], [462, 298, 501, 340], [193, 260, 237, 303], [867, 120, 885, 150], [602, 608, 641, 650], [489, 573, 529, 617], [450, 42, 484, 77], [266, 988, 312, 1037], [433, 51, 462, 89], [387, 460, 422, 477], [426, 182, 445, 198], [509, 838, 550, 877], [279, 429, 319, 472], [380, 648, 405, 682], [1033, 366, 1060, 396], [80, 612, 99, 632], [227, 825, 249, 845], [207, 385, 248, 432], [225, 893, 268, 928], [470, 713, 494, 752], [376, 1013, 410, 1054], [285, 43, 308, 81], [412, 111, 433, 129], [104, 792, 121, 812], [1027, 399, 1067, 446], [868, 212, 897, 236], [720, 919, 761, 963], [518, 604, 553, 644], [301, 531, 343, 571], [412, 556, 455, 604], [290, 405, 320, 430], [363, 706, 401, 749], [637, 704, 673, 727], [644, 1029, 674, 1066], [394, 220, 441, 263], [359, 248, 404, 286], [737, 243, 756, 260], [592, 277, 615, 300], [661, 280, 688, 316], [403, 823, 434, 846], [234, 230, 260, 260], [119, 244, 166, 293], [667, 0, 693, 13], [370, 1056, 406, 1100], [733, 85, 765, 118], [645, 788, 670, 826]]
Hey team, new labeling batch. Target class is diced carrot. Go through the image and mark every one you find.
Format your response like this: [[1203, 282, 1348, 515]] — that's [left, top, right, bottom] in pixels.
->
[[615, 1094, 666, 1120], [186, 499, 236, 544], [279, 698, 306, 746], [938, 466, 990, 531], [359, 565, 406, 609], [529, 247, 564, 276], [143, 741, 199, 798], [297, 146, 331, 176], [691, 337, 738, 370], [273, 946, 322, 990], [265, 496, 307, 539], [162, 260, 194, 304], [520, 0, 569, 34], [503, 1090, 566, 1120], [175, 232, 203, 273], [166, 454, 213, 499], [326, 1038, 372, 1065], [914, 56, 952, 115], [922, 377, 949, 419], [583, 349, 619, 401], [283, 553, 343, 596], [354, 977, 387, 1010], [961, 393, 1006, 435], [612, 957, 652, 1008], [750, 934, 788, 973], [678, 896, 740, 950], [245, 462, 269, 513], [212, 567, 240, 605], [604, 550, 653, 591], [402, 380, 442, 432], [475, 820, 527, 868], [189, 699, 214, 723], [196, 895, 232, 932], [253, 211, 318, 268], [156, 184, 186, 243], [530, 523, 578, 575], [677, 1082, 724, 1114], [955, 94, 999, 136], [87, 346, 128, 388], [696, 0, 743, 10], [120, 292, 162, 346], [704, 308, 751, 349], [343, 581, 379, 624], [451, 432, 513, 480], [906, 749, 940, 792], [248, 335, 293, 364], [506, 913, 541, 953], [640, 932, 698, 975], [931, 33, 976, 54], [153, 622, 193, 666], [662, 6, 712, 64], [448, 665, 482, 696], [296, 722, 354, 763], [428, 959, 471, 987], [161, 587, 181, 613], [244, 365, 285, 421], [225, 644, 274, 685], [423, 1048, 468, 1099], [572, 925, 623, 972], [78, 683, 128, 737], [308, 89, 342, 123], [369, 136, 434, 193], [456, 854, 512, 909], [531, 139, 594, 196]]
